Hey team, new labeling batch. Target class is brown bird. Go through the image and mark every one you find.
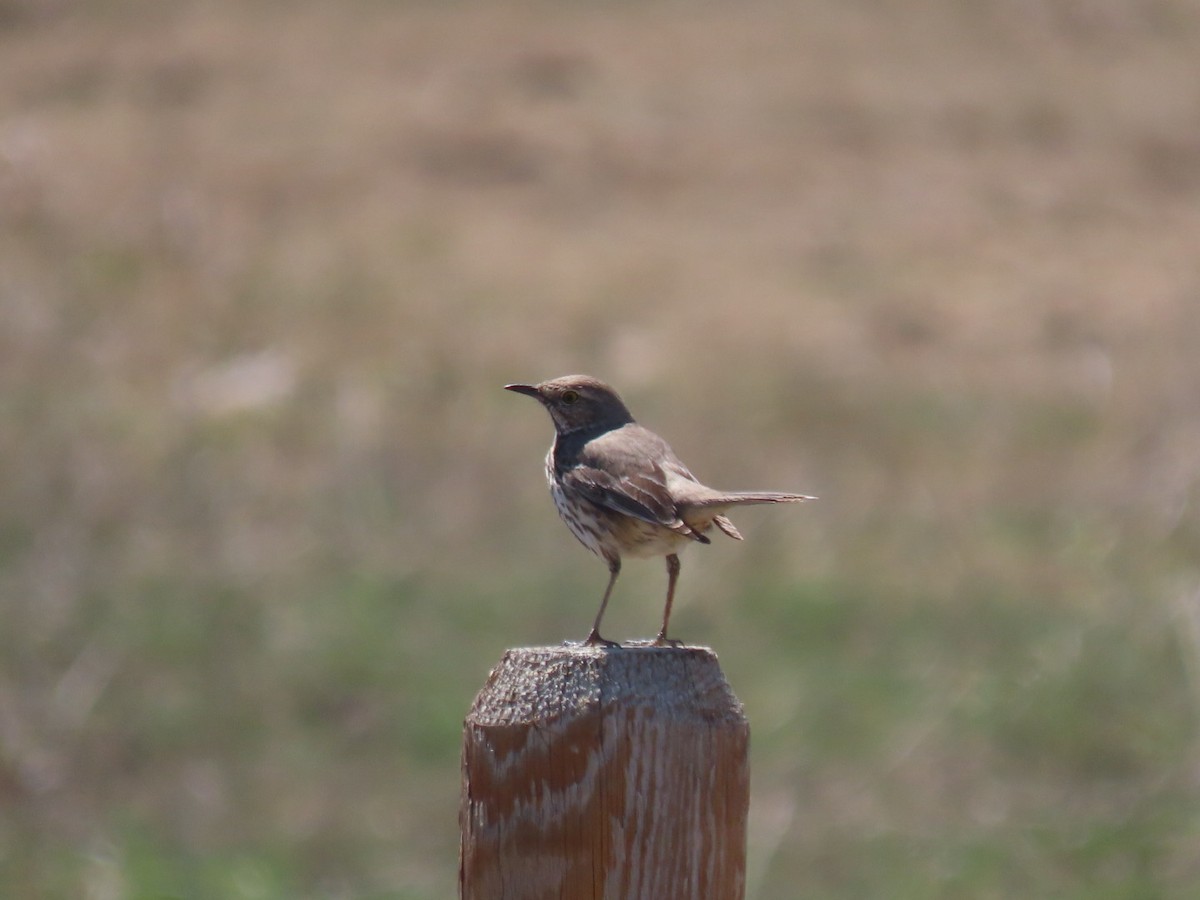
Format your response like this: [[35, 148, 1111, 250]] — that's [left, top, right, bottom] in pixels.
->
[[506, 375, 814, 646]]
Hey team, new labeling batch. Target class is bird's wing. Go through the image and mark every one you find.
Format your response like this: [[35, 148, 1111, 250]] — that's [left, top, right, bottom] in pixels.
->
[[561, 465, 709, 543]]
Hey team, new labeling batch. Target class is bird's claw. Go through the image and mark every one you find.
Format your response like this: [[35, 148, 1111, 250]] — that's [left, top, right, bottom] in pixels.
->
[[650, 634, 684, 648], [581, 631, 621, 649]]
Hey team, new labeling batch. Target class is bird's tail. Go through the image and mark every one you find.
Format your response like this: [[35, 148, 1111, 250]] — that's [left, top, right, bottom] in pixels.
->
[[695, 491, 816, 508], [703, 493, 814, 542]]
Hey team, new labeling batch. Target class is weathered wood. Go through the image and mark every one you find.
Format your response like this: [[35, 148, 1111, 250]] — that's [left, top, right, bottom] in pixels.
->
[[459, 645, 749, 900]]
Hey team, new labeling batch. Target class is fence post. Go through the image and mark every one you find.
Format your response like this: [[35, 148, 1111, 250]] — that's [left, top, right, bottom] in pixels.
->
[[459, 645, 749, 900]]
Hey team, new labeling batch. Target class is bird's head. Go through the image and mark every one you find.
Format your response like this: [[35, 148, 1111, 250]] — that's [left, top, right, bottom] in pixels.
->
[[505, 375, 635, 435]]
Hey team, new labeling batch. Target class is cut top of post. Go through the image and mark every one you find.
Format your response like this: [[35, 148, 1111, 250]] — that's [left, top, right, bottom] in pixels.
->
[[468, 645, 746, 728]]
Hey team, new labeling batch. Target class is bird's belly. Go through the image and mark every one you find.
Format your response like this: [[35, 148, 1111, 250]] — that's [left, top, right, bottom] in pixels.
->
[[611, 515, 693, 558], [549, 482, 691, 559]]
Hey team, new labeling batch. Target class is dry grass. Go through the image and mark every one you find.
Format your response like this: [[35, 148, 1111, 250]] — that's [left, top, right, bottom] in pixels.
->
[[2, 0, 1200, 897]]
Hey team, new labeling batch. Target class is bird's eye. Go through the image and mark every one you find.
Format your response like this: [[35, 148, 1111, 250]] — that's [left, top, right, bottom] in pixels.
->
[[561, 390, 580, 404]]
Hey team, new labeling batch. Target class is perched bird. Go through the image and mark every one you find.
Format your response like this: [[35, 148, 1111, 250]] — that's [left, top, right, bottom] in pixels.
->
[[505, 375, 814, 646]]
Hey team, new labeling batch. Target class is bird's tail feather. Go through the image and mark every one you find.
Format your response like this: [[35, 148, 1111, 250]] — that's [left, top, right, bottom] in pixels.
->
[[693, 491, 816, 508]]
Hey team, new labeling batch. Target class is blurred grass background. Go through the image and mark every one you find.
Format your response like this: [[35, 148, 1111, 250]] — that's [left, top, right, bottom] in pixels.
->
[[3, 0, 1200, 896]]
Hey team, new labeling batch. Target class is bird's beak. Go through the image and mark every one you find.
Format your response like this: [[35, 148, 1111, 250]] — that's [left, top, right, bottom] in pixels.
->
[[504, 383, 542, 400]]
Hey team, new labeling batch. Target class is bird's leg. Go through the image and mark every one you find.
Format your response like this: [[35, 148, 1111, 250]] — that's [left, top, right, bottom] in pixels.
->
[[652, 554, 684, 647], [584, 556, 621, 647]]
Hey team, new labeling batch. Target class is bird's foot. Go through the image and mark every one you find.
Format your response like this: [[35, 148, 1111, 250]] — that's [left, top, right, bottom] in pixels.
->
[[581, 630, 621, 649], [650, 633, 684, 648]]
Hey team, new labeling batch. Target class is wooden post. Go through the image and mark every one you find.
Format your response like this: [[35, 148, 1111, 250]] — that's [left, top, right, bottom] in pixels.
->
[[459, 645, 749, 900]]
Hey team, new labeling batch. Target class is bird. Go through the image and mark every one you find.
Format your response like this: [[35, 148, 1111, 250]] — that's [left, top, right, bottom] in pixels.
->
[[505, 375, 814, 647]]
